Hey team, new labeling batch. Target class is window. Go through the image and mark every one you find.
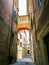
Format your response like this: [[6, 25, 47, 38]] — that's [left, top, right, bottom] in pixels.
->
[[20, 19, 26, 24], [20, 42, 22, 47], [20, 34, 22, 39]]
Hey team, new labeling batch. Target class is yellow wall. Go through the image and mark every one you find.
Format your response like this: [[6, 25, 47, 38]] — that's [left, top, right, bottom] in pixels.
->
[[27, 0, 30, 11], [18, 15, 30, 31]]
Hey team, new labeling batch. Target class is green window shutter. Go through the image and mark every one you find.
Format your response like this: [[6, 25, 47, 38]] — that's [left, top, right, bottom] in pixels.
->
[[16, 15, 18, 22], [28, 12, 30, 21]]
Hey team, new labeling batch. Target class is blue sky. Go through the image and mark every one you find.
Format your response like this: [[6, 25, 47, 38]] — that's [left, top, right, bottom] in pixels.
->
[[18, 0, 27, 16]]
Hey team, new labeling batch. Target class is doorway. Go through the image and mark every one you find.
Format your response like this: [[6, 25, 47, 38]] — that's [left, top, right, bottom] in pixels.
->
[[43, 32, 49, 64], [27, 50, 30, 54]]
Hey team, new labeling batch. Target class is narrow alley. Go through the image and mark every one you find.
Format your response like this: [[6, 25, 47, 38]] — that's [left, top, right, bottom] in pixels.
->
[[0, 0, 49, 65], [12, 54, 36, 65]]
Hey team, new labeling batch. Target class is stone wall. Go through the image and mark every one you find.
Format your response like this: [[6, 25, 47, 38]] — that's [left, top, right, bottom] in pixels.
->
[[0, 0, 18, 64], [0, 0, 12, 65], [0, 16, 10, 65]]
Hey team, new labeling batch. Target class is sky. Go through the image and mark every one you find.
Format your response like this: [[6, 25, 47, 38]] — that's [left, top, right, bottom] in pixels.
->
[[18, 0, 27, 16], [18, 0, 29, 42]]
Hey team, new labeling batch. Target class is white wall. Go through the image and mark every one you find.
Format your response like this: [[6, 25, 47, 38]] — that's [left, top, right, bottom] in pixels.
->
[[17, 30, 27, 59]]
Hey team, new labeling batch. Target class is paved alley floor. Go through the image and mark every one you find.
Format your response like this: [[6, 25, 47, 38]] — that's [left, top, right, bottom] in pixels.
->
[[12, 54, 36, 65]]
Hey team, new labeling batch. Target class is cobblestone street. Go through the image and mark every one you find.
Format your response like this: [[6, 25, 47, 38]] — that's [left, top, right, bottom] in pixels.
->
[[12, 54, 36, 65]]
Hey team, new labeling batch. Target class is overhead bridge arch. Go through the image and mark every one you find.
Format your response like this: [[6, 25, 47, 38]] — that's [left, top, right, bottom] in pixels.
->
[[18, 15, 30, 31], [18, 23, 30, 31]]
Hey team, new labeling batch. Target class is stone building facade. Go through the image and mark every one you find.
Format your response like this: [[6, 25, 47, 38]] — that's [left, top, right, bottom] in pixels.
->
[[29, 0, 49, 65], [0, 0, 18, 65], [27, 0, 34, 62], [17, 30, 27, 59]]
